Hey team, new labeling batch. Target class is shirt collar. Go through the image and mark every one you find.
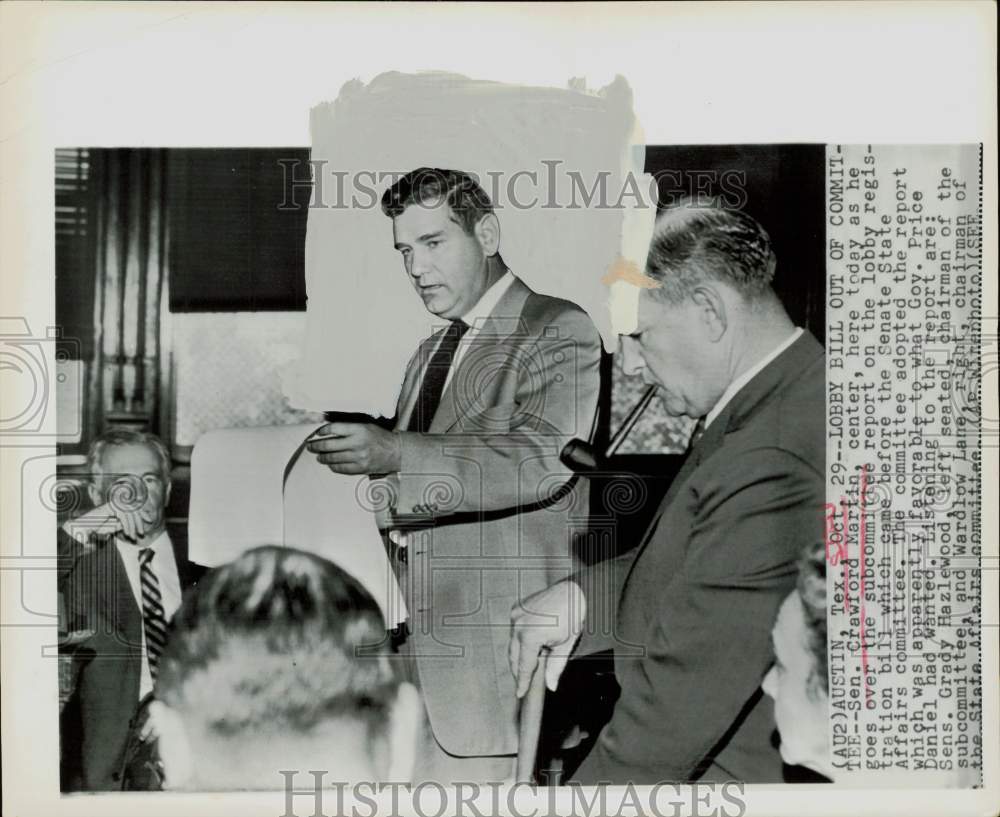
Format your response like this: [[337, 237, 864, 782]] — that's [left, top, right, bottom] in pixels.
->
[[704, 327, 804, 429], [116, 528, 171, 557], [461, 270, 515, 328]]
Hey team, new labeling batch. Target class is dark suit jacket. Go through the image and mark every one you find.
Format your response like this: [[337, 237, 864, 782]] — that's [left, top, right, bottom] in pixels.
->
[[389, 276, 602, 756], [570, 331, 825, 784], [58, 530, 205, 791]]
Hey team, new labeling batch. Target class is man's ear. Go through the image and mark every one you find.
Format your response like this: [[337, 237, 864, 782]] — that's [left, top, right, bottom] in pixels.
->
[[474, 213, 500, 257], [386, 682, 420, 781], [87, 482, 103, 508], [690, 285, 727, 342], [148, 701, 193, 789]]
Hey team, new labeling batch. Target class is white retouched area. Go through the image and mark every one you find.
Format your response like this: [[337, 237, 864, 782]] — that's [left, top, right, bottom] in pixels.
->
[[1, 3, 993, 147], [285, 72, 643, 414]]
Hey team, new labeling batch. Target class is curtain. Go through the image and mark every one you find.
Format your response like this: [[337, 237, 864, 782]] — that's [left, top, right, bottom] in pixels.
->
[[87, 149, 169, 439]]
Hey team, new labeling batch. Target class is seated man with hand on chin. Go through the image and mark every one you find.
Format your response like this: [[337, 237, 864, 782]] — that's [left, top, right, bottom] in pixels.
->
[[59, 429, 206, 791]]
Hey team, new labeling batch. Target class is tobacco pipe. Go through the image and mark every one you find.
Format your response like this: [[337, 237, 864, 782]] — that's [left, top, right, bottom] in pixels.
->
[[560, 384, 658, 473]]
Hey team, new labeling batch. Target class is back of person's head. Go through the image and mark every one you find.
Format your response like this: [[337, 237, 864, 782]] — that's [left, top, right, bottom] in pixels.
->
[[645, 197, 778, 306], [381, 167, 494, 235], [152, 546, 419, 789]]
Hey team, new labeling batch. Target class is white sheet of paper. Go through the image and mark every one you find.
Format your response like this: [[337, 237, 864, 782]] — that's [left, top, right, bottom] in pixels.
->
[[188, 424, 406, 625]]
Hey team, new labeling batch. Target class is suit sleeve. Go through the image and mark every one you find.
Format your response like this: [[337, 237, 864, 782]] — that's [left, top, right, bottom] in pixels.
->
[[570, 549, 639, 657], [57, 526, 79, 596], [570, 446, 824, 784], [57, 528, 93, 628], [57, 540, 100, 721], [393, 306, 601, 516]]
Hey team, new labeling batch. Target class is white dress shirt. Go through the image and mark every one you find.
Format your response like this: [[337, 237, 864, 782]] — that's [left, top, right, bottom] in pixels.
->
[[704, 327, 804, 429], [441, 270, 516, 392], [115, 531, 182, 699]]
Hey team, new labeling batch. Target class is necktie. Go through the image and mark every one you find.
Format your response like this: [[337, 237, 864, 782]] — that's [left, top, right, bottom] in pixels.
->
[[688, 417, 707, 450], [139, 548, 167, 682], [407, 320, 470, 433]]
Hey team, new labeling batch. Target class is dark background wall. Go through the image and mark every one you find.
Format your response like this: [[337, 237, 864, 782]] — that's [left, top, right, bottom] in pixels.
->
[[167, 148, 310, 312], [57, 145, 824, 345], [644, 144, 826, 340], [164, 145, 827, 325]]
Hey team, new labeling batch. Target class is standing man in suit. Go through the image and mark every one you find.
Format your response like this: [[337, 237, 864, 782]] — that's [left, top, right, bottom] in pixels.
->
[[509, 200, 825, 783], [309, 167, 602, 781], [59, 430, 205, 791]]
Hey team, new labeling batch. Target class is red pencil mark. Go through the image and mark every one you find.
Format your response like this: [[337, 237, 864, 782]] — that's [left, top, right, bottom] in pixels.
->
[[841, 502, 850, 615], [858, 465, 873, 705], [823, 501, 850, 613]]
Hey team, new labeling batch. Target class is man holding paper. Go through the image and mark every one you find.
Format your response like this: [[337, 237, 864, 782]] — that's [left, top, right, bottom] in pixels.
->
[[309, 167, 601, 781]]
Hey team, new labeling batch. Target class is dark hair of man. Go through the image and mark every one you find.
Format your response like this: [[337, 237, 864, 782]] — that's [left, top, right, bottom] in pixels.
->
[[645, 198, 778, 304], [797, 537, 828, 697], [156, 546, 399, 745], [380, 167, 494, 235]]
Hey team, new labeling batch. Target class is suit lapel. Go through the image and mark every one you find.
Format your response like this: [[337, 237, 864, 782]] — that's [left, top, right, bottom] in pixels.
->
[[619, 331, 824, 583], [176, 559, 193, 590], [403, 277, 532, 434], [396, 334, 438, 431], [627, 420, 724, 560], [106, 544, 143, 661], [434, 278, 532, 433], [660, 417, 726, 509], [719, 330, 824, 434]]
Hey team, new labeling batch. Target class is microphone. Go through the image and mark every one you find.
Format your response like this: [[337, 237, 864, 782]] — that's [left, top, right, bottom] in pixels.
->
[[559, 385, 658, 473]]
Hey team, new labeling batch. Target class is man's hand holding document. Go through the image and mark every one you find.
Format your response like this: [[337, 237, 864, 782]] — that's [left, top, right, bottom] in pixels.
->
[[188, 423, 406, 626]]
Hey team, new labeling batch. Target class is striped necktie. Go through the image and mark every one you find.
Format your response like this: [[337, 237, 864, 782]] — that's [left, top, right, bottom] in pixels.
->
[[138, 548, 167, 682]]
